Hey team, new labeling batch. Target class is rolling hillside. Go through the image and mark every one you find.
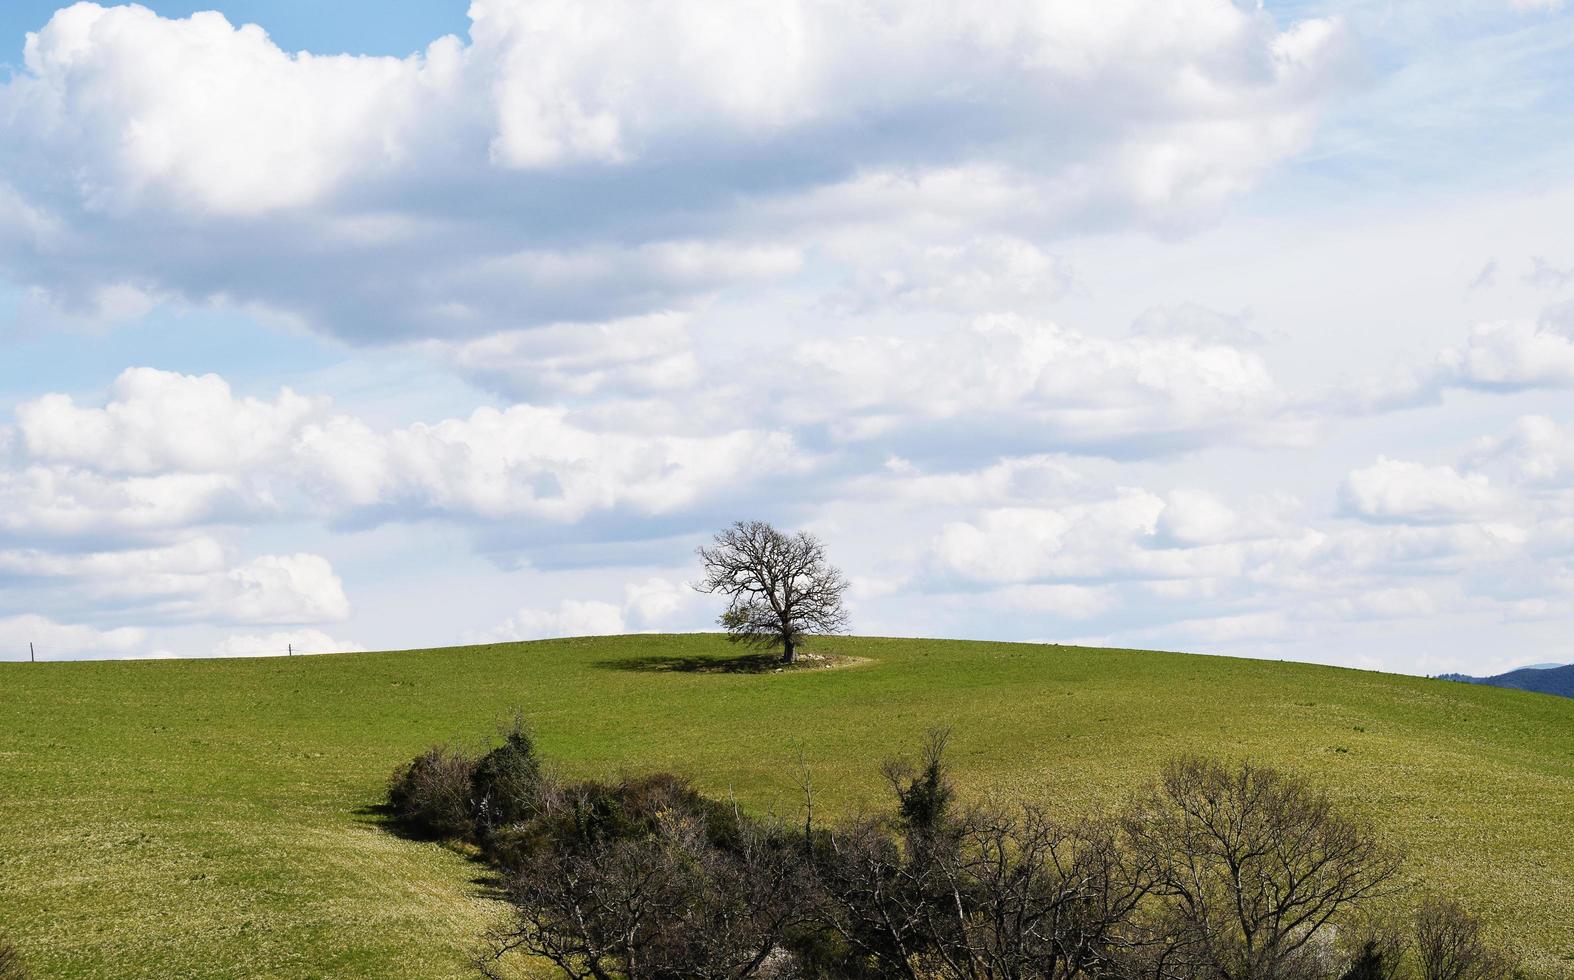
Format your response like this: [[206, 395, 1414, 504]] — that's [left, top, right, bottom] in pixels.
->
[[2, 635, 1572, 978]]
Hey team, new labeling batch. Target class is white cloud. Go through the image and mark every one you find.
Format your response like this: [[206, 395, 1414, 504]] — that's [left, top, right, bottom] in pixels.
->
[[16, 368, 319, 474], [931, 491, 1167, 584], [0, 538, 351, 627], [856, 455, 1090, 506], [294, 405, 803, 522], [0, 0, 1351, 341], [437, 313, 700, 401], [1437, 320, 1574, 391], [202, 553, 351, 624], [1466, 415, 1574, 486], [785, 315, 1284, 453], [989, 584, 1116, 620], [0, 613, 146, 661], [1340, 457, 1505, 523], [622, 577, 705, 630], [2, 368, 803, 539], [0, 467, 267, 540], [1329, 320, 1574, 414], [1130, 304, 1264, 347], [467, 575, 705, 643], [827, 235, 1078, 315], [211, 629, 364, 658], [6, 4, 461, 215], [471, 599, 627, 643]]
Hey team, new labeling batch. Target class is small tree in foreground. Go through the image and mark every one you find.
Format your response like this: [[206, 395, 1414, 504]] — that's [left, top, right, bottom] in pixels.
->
[[696, 520, 849, 664]]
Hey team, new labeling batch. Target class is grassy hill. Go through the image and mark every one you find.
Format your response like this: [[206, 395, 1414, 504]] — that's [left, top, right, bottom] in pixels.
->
[[2, 634, 1572, 978]]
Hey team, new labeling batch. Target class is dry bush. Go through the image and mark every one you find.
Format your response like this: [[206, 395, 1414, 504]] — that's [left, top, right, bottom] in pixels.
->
[[1121, 756, 1401, 980], [385, 724, 1527, 980], [0, 937, 30, 980], [1414, 897, 1520, 980], [387, 745, 476, 840], [486, 804, 808, 979]]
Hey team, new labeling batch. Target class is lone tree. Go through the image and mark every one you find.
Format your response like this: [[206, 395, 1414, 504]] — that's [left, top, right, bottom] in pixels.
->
[[696, 520, 849, 664]]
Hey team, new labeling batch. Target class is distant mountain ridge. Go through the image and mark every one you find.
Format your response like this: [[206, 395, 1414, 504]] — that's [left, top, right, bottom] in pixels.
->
[[1440, 663, 1574, 698]]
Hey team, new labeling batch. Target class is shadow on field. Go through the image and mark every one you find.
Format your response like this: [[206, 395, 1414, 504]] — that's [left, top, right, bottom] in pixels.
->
[[354, 801, 420, 840], [593, 652, 789, 674], [354, 803, 508, 898]]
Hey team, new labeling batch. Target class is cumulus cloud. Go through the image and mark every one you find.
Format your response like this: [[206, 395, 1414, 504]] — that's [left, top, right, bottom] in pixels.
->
[[3, 367, 802, 535], [929, 489, 1324, 589], [0, 613, 146, 661], [1339, 457, 1505, 524], [826, 236, 1078, 315], [294, 405, 803, 523], [201, 553, 351, 624], [0, 539, 350, 626], [0, 467, 271, 541], [989, 584, 1116, 620], [904, 451, 1551, 663], [0, 1, 1352, 341], [466, 575, 706, 643], [1437, 320, 1574, 391], [211, 629, 364, 658], [436, 313, 700, 401], [783, 315, 1285, 455], [4, 4, 461, 216], [16, 367, 319, 473], [1466, 415, 1574, 486], [1525, 256, 1574, 289], [470, 599, 627, 643], [1329, 319, 1574, 414]]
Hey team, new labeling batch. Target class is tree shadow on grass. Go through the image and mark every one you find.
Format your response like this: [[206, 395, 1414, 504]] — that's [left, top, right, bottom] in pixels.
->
[[593, 650, 860, 674], [593, 652, 789, 674], [353, 802, 508, 899]]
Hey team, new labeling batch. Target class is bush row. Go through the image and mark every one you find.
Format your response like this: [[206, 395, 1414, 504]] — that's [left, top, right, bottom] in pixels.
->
[[388, 725, 1527, 980]]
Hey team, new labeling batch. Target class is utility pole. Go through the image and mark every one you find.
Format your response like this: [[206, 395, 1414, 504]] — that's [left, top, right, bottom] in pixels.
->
[[288, 643, 293, 657]]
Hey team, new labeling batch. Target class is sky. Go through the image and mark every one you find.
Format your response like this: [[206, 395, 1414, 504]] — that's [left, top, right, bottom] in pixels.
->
[[2, 1, 1573, 675]]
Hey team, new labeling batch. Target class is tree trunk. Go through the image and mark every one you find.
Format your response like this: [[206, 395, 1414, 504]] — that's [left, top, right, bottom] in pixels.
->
[[781, 635, 796, 664]]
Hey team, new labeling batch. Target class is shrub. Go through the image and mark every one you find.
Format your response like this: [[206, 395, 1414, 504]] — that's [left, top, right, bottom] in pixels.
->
[[469, 717, 544, 834], [389, 723, 1520, 980], [882, 728, 954, 834], [0, 938, 29, 980], [387, 746, 475, 840], [1414, 896, 1520, 980], [491, 808, 809, 980], [1120, 756, 1401, 980]]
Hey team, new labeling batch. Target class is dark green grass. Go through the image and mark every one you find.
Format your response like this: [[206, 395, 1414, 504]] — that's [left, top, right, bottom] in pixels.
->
[[2, 635, 1572, 977]]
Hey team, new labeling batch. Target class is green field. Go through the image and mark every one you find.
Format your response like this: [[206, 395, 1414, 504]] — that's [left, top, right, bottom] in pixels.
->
[[2, 634, 1572, 978]]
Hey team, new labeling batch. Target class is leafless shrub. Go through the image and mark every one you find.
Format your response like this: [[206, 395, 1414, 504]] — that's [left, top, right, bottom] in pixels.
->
[[380, 725, 1527, 980], [387, 745, 476, 840], [0, 937, 29, 980], [813, 734, 1150, 980], [927, 804, 1151, 979], [484, 804, 809, 980], [1120, 756, 1402, 980], [1414, 897, 1520, 980]]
